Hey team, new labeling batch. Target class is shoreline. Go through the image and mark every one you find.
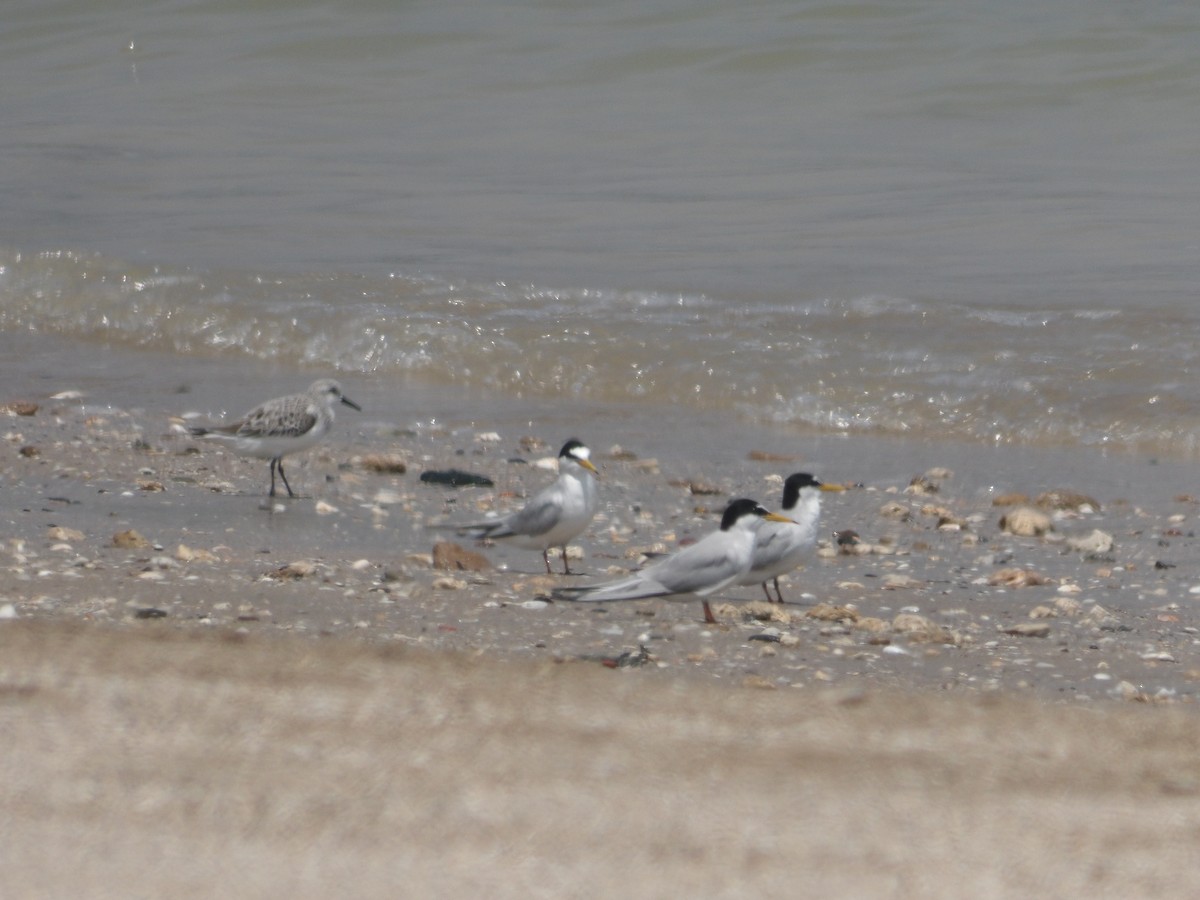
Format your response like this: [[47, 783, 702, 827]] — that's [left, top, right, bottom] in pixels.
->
[[1, 338, 1197, 703]]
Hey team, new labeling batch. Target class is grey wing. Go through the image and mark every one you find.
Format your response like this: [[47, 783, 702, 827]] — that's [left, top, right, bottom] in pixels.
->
[[651, 537, 743, 596], [502, 483, 566, 538], [462, 483, 562, 538], [751, 525, 791, 568]]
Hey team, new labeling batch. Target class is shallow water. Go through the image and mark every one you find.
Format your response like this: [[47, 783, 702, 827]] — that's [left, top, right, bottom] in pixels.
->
[[3, 1, 1200, 456]]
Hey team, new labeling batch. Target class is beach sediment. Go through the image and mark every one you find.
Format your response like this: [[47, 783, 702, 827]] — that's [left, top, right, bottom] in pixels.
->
[[4, 371, 1200, 896]]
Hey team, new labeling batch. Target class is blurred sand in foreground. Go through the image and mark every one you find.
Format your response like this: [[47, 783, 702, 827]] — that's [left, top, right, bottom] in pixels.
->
[[2, 621, 1198, 899]]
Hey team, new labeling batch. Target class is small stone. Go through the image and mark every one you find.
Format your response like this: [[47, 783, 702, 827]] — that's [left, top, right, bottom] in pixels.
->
[[741, 675, 776, 690], [0, 603, 17, 619], [741, 601, 792, 623], [314, 500, 339, 515], [1004, 622, 1050, 638], [419, 469, 494, 488], [432, 541, 492, 572], [988, 567, 1051, 588], [904, 475, 940, 495], [112, 529, 151, 549], [1081, 604, 1120, 629], [607, 645, 653, 668], [882, 574, 923, 590], [807, 603, 860, 623], [359, 453, 408, 474], [998, 507, 1052, 537], [1109, 680, 1141, 701], [853, 616, 890, 634], [1140, 651, 1176, 663], [268, 560, 318, 580], [992, 493, 1030, 507], [134, 607, 168, 619], [47, 526, 85, 543], [1054, 597, 1083, 616], [4, 401, 39, 416], [1036, 490, 1101, 513], [1066, 529, 1114, 555], [749, 629, 782, 642], [519, 599, 549, 610], [175, 544, 218, 563], [432, 576, 468, 590], [532, 456, 560, 473], [892, 612, 953, 643], [1028, 605, 1057, 619]]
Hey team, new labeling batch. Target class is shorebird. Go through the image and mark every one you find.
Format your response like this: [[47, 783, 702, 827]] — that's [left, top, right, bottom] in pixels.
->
[[458, 439, 599, 574], [185, 378, 361, 498], [738, 472, 825, 603], [554, 497, 793, 623]]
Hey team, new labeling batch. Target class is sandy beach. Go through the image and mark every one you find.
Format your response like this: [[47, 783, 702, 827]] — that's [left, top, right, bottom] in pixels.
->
[[2, 362, 1200, 896]]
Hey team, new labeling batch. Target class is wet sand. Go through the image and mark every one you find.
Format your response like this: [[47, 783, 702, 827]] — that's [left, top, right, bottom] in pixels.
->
[[3, 350, 1200, 896]]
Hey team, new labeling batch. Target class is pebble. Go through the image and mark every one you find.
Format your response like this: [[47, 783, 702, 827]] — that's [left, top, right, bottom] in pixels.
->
[[519, 600, 549, 610], [269, 561, 319, 580], [358, 453, 408, 474], [0, 603, 16, 619], [47, 526, 85, 542], [892, 613, 954, 644], [1003, 622, 1051, 638], [998, 507, 1052, 537], [988, 568, 1050, 588], [419, 469, 494, 487], [1108, 681, 1140, 700], [1036, 489, 1100, 513], [175, 544, 218, 563], [879, 501, 911, 520], [432, 541, 492, 572], [112, 529, 151, 549], [1066, 529, 1114, 555]]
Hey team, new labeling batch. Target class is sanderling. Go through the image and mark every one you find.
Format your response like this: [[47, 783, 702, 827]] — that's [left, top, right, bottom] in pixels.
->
[[185, 378, 361, 498], [457, 439, 599, 574], [554, 498, 793, 623]]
